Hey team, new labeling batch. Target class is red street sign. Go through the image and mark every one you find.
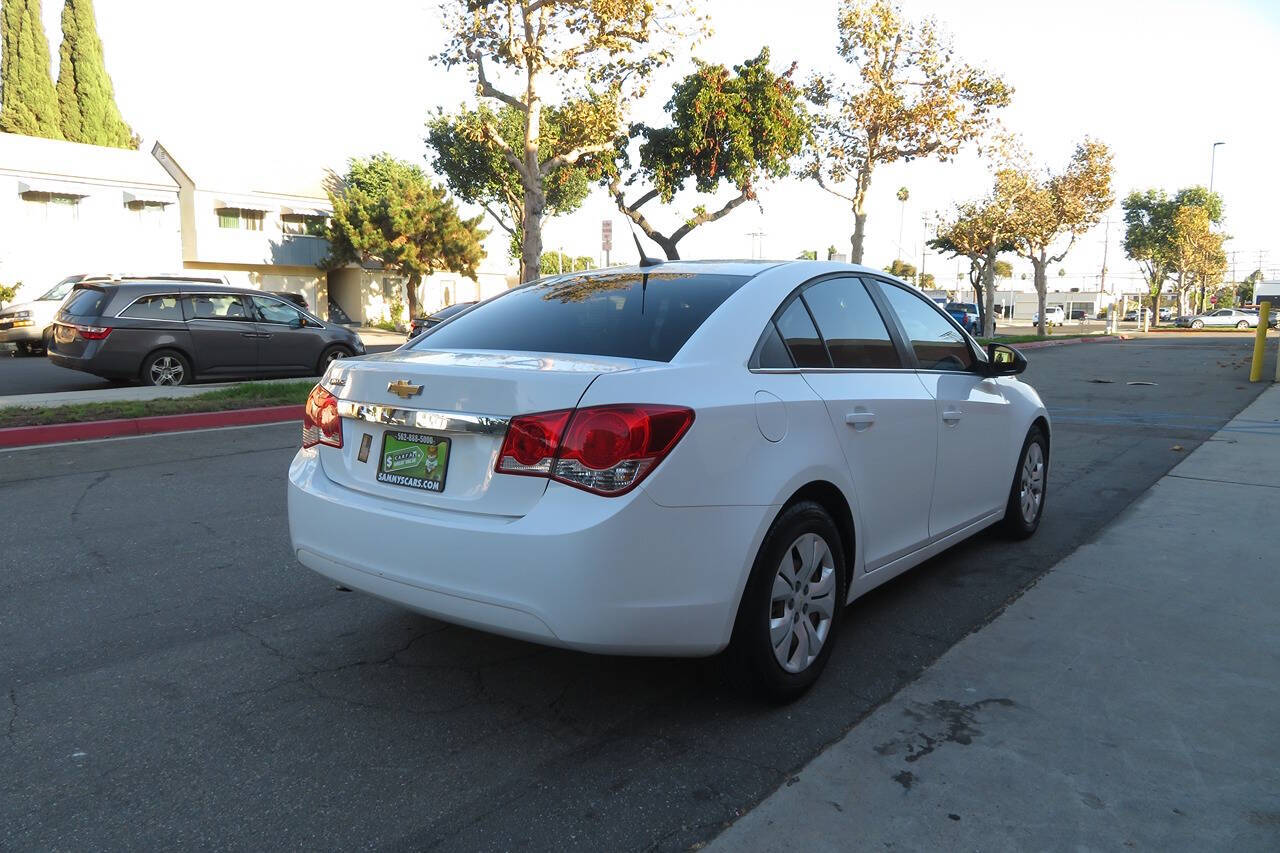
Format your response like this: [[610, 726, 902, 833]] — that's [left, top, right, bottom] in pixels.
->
[[1210, 295, 1218, 303]]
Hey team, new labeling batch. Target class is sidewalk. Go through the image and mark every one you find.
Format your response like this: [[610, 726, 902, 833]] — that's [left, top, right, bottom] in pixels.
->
[[711, 385, 1280, 851], [0, 374, 311, 409]]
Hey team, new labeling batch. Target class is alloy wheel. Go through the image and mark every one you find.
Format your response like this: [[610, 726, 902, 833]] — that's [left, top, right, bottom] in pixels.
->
[[1020, 442, 1045, 524], [769, 533, 836, 674], [150, 356, 184, 386]]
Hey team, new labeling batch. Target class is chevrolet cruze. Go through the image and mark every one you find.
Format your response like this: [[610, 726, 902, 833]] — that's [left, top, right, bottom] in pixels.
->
[[288, 261, 1049, 698]]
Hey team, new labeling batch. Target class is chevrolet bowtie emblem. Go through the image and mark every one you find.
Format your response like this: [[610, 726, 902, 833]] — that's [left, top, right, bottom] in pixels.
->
[[387, 380, 422, 399]]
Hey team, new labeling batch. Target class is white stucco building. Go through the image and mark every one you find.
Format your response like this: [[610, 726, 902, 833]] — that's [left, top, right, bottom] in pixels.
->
[[1, 134, 512, 324]]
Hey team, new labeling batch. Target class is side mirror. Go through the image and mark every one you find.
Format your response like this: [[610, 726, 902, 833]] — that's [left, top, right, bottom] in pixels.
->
[[983, 343, 1027, 377], [289, 316, 305, 329]]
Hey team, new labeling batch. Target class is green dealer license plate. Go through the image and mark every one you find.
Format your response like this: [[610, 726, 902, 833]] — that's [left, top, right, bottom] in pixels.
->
[[376, 431, 451, 493]]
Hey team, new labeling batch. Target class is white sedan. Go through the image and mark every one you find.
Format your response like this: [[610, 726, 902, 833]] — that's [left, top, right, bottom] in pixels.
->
[[288, 261, 1050, 699]]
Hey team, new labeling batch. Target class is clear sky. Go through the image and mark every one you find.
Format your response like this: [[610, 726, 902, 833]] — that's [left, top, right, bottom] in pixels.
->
[[46, 0, 1280, 288]]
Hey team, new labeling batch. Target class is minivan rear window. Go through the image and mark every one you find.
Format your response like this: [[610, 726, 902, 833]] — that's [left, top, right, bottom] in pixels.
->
[[62, 287, 108, 317], [413, 271, 749, 362]]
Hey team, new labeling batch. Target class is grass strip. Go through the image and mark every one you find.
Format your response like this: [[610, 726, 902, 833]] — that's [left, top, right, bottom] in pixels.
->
[[0, 381, 315, 429], [977, 332, 1112, 346]]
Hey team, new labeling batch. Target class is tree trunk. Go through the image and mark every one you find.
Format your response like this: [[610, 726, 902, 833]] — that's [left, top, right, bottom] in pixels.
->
[[982, 244, 997, 338], [849, 170, 871, 265], [405, 272, 421, 321], [518, 68, 543, 283], [1032, 254, 1048, 337]]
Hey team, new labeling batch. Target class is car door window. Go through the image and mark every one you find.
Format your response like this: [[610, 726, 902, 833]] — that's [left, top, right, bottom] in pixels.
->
[[188, 293, 251, 321], [120, 294, 183, 321], [877, 282, 976, 372], [251, 295, 302, 325], [753, 323, 794, 368], [775, 298, 830, 368], [800, 278, 900, 369]]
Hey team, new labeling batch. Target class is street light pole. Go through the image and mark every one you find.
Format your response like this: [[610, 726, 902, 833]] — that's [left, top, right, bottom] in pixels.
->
[[1209, 141, 1225, 194]]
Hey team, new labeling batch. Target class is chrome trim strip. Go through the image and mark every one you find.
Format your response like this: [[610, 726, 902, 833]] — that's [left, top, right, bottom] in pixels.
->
[[336, 400, 510, 436]]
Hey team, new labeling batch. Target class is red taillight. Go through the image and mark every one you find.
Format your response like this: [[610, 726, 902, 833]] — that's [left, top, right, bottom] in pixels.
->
[[76, 324, 112, 340], [495, 404, 694, 496], [302, 384, 342, 449]]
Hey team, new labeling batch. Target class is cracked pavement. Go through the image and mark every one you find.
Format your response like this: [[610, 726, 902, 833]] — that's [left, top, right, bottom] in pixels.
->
[[0, 334, 1268, 850]]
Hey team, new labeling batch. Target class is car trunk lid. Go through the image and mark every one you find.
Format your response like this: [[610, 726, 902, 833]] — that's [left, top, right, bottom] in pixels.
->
[[317, 349, 643, 517]]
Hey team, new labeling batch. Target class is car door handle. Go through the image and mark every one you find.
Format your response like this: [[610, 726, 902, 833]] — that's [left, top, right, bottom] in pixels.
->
[[240, 331, 258, 338], [942, 408, 964, 425], [845, 411, 877, 431]]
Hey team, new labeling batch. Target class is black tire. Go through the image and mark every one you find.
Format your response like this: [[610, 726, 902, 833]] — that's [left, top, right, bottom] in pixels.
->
[[729, 501, 848, 702], [317, 344, 352, 375], [140, 349, 191, 387], [13, 341, 33, 357], [1000, 427, 1048, 539]]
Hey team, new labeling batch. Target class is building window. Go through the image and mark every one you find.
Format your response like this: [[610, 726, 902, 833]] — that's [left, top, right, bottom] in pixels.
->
[[281, 214, 326, 236], [126, 200, 168, 227], [216, 207, 266, 231], [22, 191, 80, 224]]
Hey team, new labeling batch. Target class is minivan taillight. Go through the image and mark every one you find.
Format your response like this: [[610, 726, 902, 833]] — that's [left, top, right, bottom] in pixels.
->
[[302, 384, 342, 449], [76, 324, 112, 340], [496, 404, 694, 496]]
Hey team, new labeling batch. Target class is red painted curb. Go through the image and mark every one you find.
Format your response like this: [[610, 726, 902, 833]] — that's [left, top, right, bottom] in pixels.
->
[[1012, 335, 1129, 350], [0, 404, 302, 449]]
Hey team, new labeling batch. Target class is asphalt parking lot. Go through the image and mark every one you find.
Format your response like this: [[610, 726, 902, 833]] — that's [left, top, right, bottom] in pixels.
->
[[0, 334, 1270, 850]]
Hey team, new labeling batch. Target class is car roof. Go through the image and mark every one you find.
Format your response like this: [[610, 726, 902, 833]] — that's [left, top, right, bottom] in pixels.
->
[[77, 280, 292, 297]]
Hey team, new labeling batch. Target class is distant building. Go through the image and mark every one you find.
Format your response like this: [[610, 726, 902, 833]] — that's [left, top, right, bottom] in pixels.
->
[[0, 134, 510, 323]]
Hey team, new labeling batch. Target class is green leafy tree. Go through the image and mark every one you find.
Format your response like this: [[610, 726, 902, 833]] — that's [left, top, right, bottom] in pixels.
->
[[918, 272, 935, 288], [436, 0, 703, 282], [993, 259, 1013, 278], [606, 48, 808, 259], [0, 280, 20, 304], [1122, 189, 1177, 321], [54, 0, 134, 147], [1002, 139, 1113, 335], [428, 104, 593, 260], [1, 0, 62, 138], [325, 154, 487, 320], [826, 245, 839, 260], [805, 0, 1011, 263], [1167, 187, 1224, 313], [931, 197, 1016, 337], [796, 249, 818, 260], [1239, 268, 1262, 305], [883, 258, 917, 282], [538, 250, 594, 275]]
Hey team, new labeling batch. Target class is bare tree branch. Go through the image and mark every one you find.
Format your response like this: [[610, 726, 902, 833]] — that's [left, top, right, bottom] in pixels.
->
[[476, 117, 527, 177], [539, 140, 617, 177], [479, 201, 516, 236], [470, 49, 526, 111], [670, 191, 751, 243]]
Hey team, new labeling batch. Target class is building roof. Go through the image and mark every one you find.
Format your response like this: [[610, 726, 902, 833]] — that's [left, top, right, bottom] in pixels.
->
[[0, 133, 177, 192], [151, 140, 330, 204]]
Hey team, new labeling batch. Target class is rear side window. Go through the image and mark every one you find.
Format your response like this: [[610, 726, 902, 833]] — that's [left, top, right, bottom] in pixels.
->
[[62, 287, 108, 316], [187, 294, 250, 320], [121, 294, 184, 321], [414, 271, 748, 362], [878, 283, 976, 372], [775, 299, 830, 368], [801, 278, 900, 369]]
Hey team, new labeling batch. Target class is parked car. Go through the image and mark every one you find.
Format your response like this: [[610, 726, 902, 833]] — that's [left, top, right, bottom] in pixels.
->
[[408, 301, 477, 339], [1182, 308, 1262, 330], [1, 273, 231, 356], [1241, 308, 1280, 329], [46, 280, 365, 385], [1068, 309, 1087, 320], [1123, 308, 1151, 322], [943, 302, 991, 335], [1159, 307, 1174, 321], [289, 261, 1049, 699], [1032, 306, 1065, 325]]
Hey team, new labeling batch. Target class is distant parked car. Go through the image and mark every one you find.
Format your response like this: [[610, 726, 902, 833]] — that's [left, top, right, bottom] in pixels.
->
[[1032, 306, 1065, 325], [1123, 308, 1152, 322], [47, 280, 364, 385], [409, 302, 477, 339], [1068, 309, 1087, 320], [1159, 307, 1173, 321], [1183, 308, 1262, 330], [943, 302, 989, 335]]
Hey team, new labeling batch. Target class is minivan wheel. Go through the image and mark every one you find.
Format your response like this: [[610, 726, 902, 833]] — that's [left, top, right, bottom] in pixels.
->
[[1000, 427, 1048, 539], [729, 500, 847, 702], [317, 345, 351, 374], [141, 350, 191, 387]]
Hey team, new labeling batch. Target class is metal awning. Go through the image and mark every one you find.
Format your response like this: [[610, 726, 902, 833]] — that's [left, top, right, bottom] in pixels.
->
[[17, 179, 93, 198], [123, 189, 176, 205], [213, 197, 274, 212], [280, 205, 330, 218]]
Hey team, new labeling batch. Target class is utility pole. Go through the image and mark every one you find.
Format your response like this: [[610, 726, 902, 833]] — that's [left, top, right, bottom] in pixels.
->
[[1209, 141, 1225, 194], [896, 187, 909, 263], [1099, 217, 1110, 294], [747, 231, 766, 260]]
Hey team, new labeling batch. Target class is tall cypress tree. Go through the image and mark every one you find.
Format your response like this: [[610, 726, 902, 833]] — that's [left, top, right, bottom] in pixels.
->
[[0, 0, 64, 139], [55, 0, 133, 147]]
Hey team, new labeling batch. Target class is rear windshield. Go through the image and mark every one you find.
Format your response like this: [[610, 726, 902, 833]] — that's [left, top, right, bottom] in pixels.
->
[[62, 286, 108, 317], [412, 271, 749, 362]]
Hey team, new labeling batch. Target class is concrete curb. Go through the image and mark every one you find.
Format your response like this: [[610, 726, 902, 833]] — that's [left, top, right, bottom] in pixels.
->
[[1011, 334, 1130, 350], [0, 404, 301, 449]]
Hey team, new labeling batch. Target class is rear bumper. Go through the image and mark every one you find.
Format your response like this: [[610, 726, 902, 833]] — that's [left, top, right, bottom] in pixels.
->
[[287, 449, 771, 656], [47, 337, 136, 378]]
